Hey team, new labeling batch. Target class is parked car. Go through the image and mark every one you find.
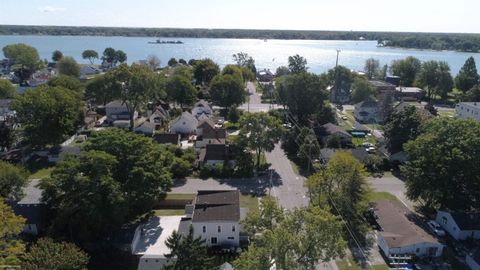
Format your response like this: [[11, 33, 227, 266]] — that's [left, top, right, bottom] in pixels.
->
[[366, 147, 376, 153], [362, 142, 374, 148], [341, 115, 348, 120], [427, 220, 446, 237]]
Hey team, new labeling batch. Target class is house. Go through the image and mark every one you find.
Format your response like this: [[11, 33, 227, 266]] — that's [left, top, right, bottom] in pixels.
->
[[456, 102, 480, 122], [134, 121, 155, 136], [189, 190, 241, 247], [79, 65, 100, 79], [329, 85, 350, 104], [198, 144, 233, 167], [47, 145, 81, 163], [467, 249, 480, 270], [153, 133, 181, 146], [0, 99, 14, 122], [354, 100, 381, 123], [395, 87, 425, 101], [375, 200, 443, 263], [149, 106, 168, 130], [84, 110, 99, 129], [131, 215, 190, 270], [170, 112, 198, 135], [320, 123, 352, 146], [436, 210, 480, 240], [192, 100, 213, 119], [11, 179, 46, 235], [368, 80, 396, 99], [256, 69, 274, 82], [196, 119, 227, 149], [386, 76, 401, 87], [105, 100, 137, 123]]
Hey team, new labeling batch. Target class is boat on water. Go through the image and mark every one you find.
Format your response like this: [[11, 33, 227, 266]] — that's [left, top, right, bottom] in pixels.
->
[[148, 39, 184, 44]]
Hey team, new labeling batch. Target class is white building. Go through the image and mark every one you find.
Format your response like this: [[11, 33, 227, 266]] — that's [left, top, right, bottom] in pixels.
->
[[436, 210, 480, 240], [375, 200, 443, 262], [354, 100, 381, 123], [192, 100, 213, 119], [189, 190, 241, 247], [105, 100, 137, 123], [467, 249, 480, 270], [456, 102, 480, 122], [170, 112, 198, 135]]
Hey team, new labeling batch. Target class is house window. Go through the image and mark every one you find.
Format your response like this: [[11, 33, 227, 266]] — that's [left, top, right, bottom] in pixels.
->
[[228, 237, 235, 240], [203, 226, 206, 233], [211, 237, 217, 244], [416, 248, 420, 253], [218, 225, 221, 233], [232, 225, 235, 232]]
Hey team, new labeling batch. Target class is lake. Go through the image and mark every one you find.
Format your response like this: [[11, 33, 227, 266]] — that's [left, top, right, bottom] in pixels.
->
[[1, 35, 479, 75]]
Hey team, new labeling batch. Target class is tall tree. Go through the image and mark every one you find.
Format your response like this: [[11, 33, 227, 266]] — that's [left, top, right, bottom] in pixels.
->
[[210, 74, 246, 116], [22, 238, 89, 270], [402, 118, 480, 210], [390, 56, 421, 86], [232, 52, 256, 73], [84, 129, 173, 219], [81, 50, 99, 64], [275, 66, 290, 77], [0, 79, 16, 98], [455, 56, 480, 92], [166, 74, 197, 108], [238, 113, 283, 168], [164, 226, 214, 270], [47, 75, 84, 94], [288, 54, 308, 73], [328, 65, 354, 96], [192, 58, 220, 85], [242, 196, 284, 236], [57, 56, 80, 78], [384, 105, 427, 153], [0, 161, 28, 200], [102, 47, 116, 64], [464, 84, 480, 101], [168, 58, 178, 67], [51, 50, 63, 62], [12, 86, 83, 147], [416, 61, 453, 101], [233, 244, 272, 270], [350, 77, 375, 103], [85, 72, 120, 105], [146, 54, 161, 70], [436, 61, 454, 100], [3, 43, 43, 84], [0, 199, 25, 266], [307, 151, 370, 244], [114, 50, 127, 65], [41, 151, 125, 244], [364, 58, 380, 80]]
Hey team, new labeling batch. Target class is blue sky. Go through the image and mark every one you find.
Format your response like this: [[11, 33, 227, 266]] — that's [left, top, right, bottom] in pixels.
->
[[0, 0, 478, 33]]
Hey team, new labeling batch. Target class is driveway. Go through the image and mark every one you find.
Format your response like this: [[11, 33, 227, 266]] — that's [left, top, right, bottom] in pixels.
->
[[368, 174, 414, 211]]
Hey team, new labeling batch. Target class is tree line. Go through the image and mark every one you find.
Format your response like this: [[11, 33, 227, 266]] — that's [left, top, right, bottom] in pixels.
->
[[1, 25, 480, 52]]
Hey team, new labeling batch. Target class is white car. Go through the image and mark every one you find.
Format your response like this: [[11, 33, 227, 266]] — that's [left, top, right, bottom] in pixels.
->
[[362, 142, 374, 148], [341, 115, 348, 120], [427, 220, 446, 237]]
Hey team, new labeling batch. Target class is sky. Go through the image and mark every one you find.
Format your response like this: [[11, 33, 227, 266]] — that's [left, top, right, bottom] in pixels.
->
[[0, 0, 478, 33]]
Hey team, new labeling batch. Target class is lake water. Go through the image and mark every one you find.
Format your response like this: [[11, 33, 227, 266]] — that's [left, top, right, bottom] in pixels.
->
[[1, 35, 479, 75]]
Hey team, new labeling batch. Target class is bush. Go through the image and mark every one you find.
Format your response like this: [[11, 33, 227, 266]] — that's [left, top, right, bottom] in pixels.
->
[[228, 107, 241, 123], [171, 157, 192, 179]]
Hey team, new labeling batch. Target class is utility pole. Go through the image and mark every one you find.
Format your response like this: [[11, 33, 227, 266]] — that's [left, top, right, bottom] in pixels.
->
[[334, 49, 341, 103], [335, 49, 341, 68]]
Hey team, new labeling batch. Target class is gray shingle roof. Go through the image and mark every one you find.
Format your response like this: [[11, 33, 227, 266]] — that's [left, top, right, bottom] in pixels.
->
[[192, 190, 240, 222]]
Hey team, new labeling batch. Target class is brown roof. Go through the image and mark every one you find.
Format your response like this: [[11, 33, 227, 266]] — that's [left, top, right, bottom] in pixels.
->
[[322, 123, 352, 137], [203, 128, 226, 140], [153, 133, 180, 145], [192, 190, 240, 222], [198, 144, 230, 162], [197, 118, 215, 130], [375, 200, 439, 248]]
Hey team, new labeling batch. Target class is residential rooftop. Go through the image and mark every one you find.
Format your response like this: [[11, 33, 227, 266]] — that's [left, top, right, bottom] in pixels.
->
[[192, 190, 240, 222], [18, 179, 43, 205], [457, 102, 480, 108], [132, 216, 183, 257]]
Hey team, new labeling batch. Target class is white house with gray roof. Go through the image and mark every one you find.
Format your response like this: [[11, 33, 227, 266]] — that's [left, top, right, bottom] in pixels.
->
[[456, 102, 480, 122], [11, 179, 46, 235]]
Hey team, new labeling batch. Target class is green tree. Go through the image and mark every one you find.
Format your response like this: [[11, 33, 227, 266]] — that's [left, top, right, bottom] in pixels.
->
[[85, 72, 120, 105], [146, 54, 161, 71], [238, 113, 283, 168], [12, 86, 83, 147], [170, 157, 192, 179], [222, 64, 244, 81], [41, 151, 125, 243], [328, 65, 354, 97], [233, 52, 256, 73], [0, 121, 15, 151], [192, 58, 220, 85], [416, 61, 453, 101], [0, 199, 25, 266], [436, 62, 454, 100], [3, 43, 43, 84], [166, 74, 197, 108], [114, 50, 127, 64], [84, 129, 173, 219], [242, 196, 284, 236], [22, 238, 89, 270], [464, 84, 480, 101], [351, 77, 375, 103], [455, 56, 480, 92], [57, 56, 80, 78], [0, 79, 16, 98], [81, 49, 99, 64], [47, 75, 84, 94], [306, 151, 370, 244], [364, 58, 380, 80], [168, 57, 178, 67], [210, 74, 246, 116], [102, 47, 116, 64], [0, 161, 28, 200], [384, 105, 427, 153], [288, 54, 308, 73], [164, 226, 214, 270], [401, 118, 480, 210], [233, 244, 272, 270], [275, 66, 290, 77], [51, 50, 63, 62], [390, 56, 421, 86]]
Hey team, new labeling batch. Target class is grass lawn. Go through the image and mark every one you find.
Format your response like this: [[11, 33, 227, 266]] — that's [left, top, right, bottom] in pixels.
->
[[352, 136, 376, 148], [438, 110, 455, 118], [240, 194, 260, 213], [337, 110, 357, 130], [336, 256, 362, 270], [371, 264, 389, 270], [164, 193, 196, 201], [367, 191, 399, 203], [28, 167, 55, 180], [154, 209, 186, 216]]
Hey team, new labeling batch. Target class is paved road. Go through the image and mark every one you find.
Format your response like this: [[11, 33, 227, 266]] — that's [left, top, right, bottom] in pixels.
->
[[239, 81, 280, 112], [368, 174, 414, 210], [265, 144, 309, 210]]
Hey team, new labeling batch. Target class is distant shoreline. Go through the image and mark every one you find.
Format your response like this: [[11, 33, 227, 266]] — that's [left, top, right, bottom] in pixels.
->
[[0, 25, 479, 53]]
